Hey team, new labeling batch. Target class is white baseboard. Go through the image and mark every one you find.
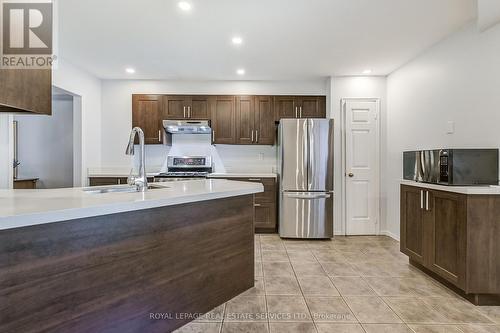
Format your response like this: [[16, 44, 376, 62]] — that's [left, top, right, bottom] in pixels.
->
[[379, 230, 400, 242]]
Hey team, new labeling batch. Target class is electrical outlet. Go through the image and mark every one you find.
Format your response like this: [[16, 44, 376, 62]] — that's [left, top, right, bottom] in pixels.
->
[[258, 153, 264, 161], [446, 121, 455, 134]]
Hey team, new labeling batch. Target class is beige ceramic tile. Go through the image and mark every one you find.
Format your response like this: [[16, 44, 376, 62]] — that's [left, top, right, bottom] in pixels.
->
[[305, 297, 357, 323], [266, 295, 312, 322], [287, 250, 317, 263], [330, 277, 377, 296], [221, 322, 269, 333], [408, 324, 463, 332], [269, 322, 317, 333], [343, 296, 402, 323], [479, 307, 500, 324], [362, 324, 413, 333], [298, 276, 340, 296], [458, 324, 500, 333], [262, 251, 289, 262], [420, 297, 494, 324], [264, 275, 301, 295], [263, 262, 295, 277], [382, 297, 449, 323], [315, 323, 364, 333], [292, 262, 327, 277], [225, 295, 267, 322], [320, 261, 359, 277], [174, 322, 222, 333], [255, 261, 263, 277]]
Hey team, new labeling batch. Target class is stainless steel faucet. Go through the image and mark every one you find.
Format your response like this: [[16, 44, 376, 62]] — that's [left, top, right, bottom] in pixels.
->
[[125, 127, 148, 192]]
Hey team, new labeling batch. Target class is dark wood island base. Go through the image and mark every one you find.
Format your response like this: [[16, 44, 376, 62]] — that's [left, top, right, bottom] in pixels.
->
[[0, 195, 255, 333]]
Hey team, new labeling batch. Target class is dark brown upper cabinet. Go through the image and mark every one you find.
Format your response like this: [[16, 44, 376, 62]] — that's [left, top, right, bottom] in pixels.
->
[[235, 96, 276, 145], [235, 96, 255, 145], [274, 96, 326, 120], [211, 96, 235, 144], [0, 69, 52, 114], [164, 95, 210, 120], [132, 94, 163, 144], [274, 96, 297, 119], [254, 96, 275, 145]]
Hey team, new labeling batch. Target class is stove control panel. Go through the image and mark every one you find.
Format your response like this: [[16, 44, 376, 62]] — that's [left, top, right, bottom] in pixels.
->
[[167, 156, 212, 169]]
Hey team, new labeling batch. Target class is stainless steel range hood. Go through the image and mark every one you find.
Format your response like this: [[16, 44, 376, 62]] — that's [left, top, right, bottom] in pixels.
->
[[162, 120, 212, 145]]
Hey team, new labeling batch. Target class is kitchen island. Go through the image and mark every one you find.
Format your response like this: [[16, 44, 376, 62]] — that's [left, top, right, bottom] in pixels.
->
[[0, 179, 263, 333]]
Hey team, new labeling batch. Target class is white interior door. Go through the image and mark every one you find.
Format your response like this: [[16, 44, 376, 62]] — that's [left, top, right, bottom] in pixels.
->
[[344, 100, 379, 235]]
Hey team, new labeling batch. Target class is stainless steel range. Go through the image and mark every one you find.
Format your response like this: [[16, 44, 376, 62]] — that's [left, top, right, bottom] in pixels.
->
[[154, 156, 213, 182]]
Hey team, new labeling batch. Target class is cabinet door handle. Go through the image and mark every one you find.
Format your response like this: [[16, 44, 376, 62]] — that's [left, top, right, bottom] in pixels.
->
[[295, 107, 298, 118], [420, 190, 424, 210], [426, 191, 430, 211], [248, 178, 261, 181], [212, 130, 215, 143], [254, 203, 262, 207], [158, 130, 161, 142], [299, 106, 303, 118], [188, 106, 191, 118], [183, 106, 186, 118], [251, 130, 254, 143], [255, 130, 259, 143]]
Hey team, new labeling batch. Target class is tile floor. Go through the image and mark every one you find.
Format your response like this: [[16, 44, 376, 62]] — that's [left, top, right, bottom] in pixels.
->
[[175, 235, 500, 333]]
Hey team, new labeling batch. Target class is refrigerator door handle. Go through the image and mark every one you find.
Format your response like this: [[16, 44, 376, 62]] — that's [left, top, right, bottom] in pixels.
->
[[284, 193, 332, 200]]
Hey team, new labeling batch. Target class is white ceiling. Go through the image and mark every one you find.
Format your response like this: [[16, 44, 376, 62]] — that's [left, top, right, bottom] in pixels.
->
[[58, 0, 476, 80]]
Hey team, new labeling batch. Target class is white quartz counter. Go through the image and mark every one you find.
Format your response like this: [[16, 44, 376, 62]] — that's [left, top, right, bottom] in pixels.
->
[[401, 180, 500, 195], [208, 173, 277, 179], [0, 179, 263, 230]]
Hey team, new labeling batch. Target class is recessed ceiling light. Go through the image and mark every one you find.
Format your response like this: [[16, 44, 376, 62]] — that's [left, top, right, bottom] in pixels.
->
[[236, 68, 245, 75], [178, 1, 192, 11], [362, 69, 372, 75], [125, 68, 136, 74], [232, 36, 243, 45]]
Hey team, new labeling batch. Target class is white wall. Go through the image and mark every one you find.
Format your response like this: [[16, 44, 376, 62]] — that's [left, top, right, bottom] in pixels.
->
[[100, 79, 328, 171], [53, 58, 102, 184], [14, 97, 74, 188], [385, 22, 500, 238], [329, 77, 388, 235]]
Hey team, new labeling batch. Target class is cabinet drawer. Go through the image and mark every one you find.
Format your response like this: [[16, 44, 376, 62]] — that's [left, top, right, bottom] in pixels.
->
[[231, 178, 276, 203]]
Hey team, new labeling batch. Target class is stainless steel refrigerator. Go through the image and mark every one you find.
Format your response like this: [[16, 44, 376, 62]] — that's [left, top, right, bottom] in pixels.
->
[[278, 119, 334, 239]]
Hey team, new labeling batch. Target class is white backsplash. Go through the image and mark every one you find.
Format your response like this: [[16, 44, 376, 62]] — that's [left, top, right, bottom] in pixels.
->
[[134, 134, 277, 173]]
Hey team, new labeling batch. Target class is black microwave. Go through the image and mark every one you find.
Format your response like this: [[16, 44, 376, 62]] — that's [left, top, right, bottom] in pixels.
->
[[403, 149, 499, 186]]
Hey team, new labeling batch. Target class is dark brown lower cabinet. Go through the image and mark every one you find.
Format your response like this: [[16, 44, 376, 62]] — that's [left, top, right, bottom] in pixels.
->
[[401, 184, 500, 304], [214, 177, 277, 233], [88, 177, 153, 186]]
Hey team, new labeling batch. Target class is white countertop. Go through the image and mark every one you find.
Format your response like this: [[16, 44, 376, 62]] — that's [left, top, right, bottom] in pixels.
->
[[208, 173, 277, 179], [0, 179, 263, 231], [401, 180, 500, 195]]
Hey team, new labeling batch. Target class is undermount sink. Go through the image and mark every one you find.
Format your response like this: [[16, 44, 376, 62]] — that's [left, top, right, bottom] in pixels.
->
[[82, 184, 167, 194]]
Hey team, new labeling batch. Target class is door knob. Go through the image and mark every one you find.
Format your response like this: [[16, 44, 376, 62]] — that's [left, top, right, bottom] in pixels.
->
[[348, 173, 354, 178]]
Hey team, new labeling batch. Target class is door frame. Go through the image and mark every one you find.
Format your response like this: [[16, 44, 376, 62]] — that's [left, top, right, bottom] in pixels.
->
[[340, 98, 381, 236]]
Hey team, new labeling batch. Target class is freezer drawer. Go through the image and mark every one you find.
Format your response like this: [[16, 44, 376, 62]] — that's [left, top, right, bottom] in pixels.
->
[[279, 192, 333, 239]]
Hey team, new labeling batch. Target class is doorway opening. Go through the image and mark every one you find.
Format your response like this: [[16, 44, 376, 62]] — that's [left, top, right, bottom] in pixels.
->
[[341, 98, 380, 235], [12, 86, 82, 189]]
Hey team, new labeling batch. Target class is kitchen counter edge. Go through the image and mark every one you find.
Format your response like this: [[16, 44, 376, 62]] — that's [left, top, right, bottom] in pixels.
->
[[400, 180, 500, 195]]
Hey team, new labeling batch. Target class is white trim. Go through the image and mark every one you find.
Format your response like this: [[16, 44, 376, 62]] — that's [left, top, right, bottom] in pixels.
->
[[341, 98, 381, 236], [380, 230, 400, 242]]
